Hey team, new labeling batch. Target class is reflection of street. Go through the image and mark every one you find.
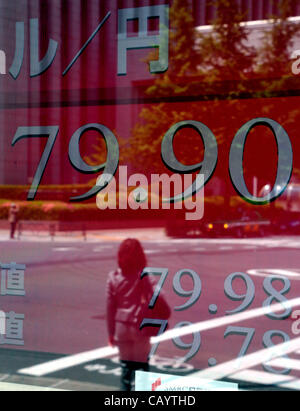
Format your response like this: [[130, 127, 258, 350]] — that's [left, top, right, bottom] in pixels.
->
[[84, 355, 194, 376], [0, 349, 194, 391], [1, 228, 300, 390]]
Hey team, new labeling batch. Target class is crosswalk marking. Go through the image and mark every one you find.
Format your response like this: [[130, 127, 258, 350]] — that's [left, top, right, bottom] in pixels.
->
[[267, 357, 300, 371], [184, 336, 300, 382], [18, 346, 119, 377]]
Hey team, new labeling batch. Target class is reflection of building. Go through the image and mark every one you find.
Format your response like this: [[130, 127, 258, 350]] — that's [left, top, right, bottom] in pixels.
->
[[1, 0, 300, 188], [193, 0, 300, 26]]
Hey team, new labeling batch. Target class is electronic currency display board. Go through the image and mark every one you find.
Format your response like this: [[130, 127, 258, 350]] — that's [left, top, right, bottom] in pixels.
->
[[1, 0, 300, 392]]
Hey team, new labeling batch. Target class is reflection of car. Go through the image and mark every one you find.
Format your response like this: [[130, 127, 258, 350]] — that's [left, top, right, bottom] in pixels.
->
[[203, 212, 271, 238], [165, 217, 204, 238], [165, 210, 271, 238]]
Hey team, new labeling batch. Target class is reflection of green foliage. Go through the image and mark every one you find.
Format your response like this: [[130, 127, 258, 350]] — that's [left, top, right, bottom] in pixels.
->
[[87, 0, 300, 182], [145, 0, 199, 97], [197, 0, 255, 84], [122, 104, 195, 173], [256, 0, 300, 78], [128, 0, 258, 174], [127, 0, 300, 177], [84, 130, 127, 184]]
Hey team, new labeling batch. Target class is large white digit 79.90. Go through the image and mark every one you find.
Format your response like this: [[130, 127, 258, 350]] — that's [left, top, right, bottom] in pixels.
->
[[161, 120, 218, 203], [229, 118, 293, 205], [141, 267, 169, 309], [162, 117, 293, 205], [12, 117, 294, 205], [68, 123, 119, 201], [12, 126, 59, 201]]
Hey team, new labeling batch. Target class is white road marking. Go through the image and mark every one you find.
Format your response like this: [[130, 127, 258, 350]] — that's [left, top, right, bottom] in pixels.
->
[[181, 336, 300, 383], [18, 296, 300, 378], [53, 247, 78, 252], [50, 379, 70, 389], [225, 369, 297, 388], [93, 245, 114, 252], [151, 296, 300, 344], [18, 346, 118, 377], [267, 357, 300, 371], [0, 382, 66, 391], [0, 374, 10, 382]]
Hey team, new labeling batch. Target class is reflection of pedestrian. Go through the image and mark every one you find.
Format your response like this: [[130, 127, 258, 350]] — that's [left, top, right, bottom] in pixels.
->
[[8, 203, 18, 239], [106, 238, 170, 391]]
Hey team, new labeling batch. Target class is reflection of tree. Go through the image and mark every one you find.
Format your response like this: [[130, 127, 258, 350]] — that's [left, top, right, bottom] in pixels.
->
[[196, 0, 255, 83], [256, 0, 300, 79], [145, 0, 200, 95], [87, 0, 300, 199], [126, 0, 257, 179], [252, 0, 300, 184], [125, 0, 300, 194]]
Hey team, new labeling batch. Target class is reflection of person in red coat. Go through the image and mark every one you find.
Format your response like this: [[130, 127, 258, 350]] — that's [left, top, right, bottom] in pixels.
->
[[106, 238, 170, 391], [8, 203, 19, 240]]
